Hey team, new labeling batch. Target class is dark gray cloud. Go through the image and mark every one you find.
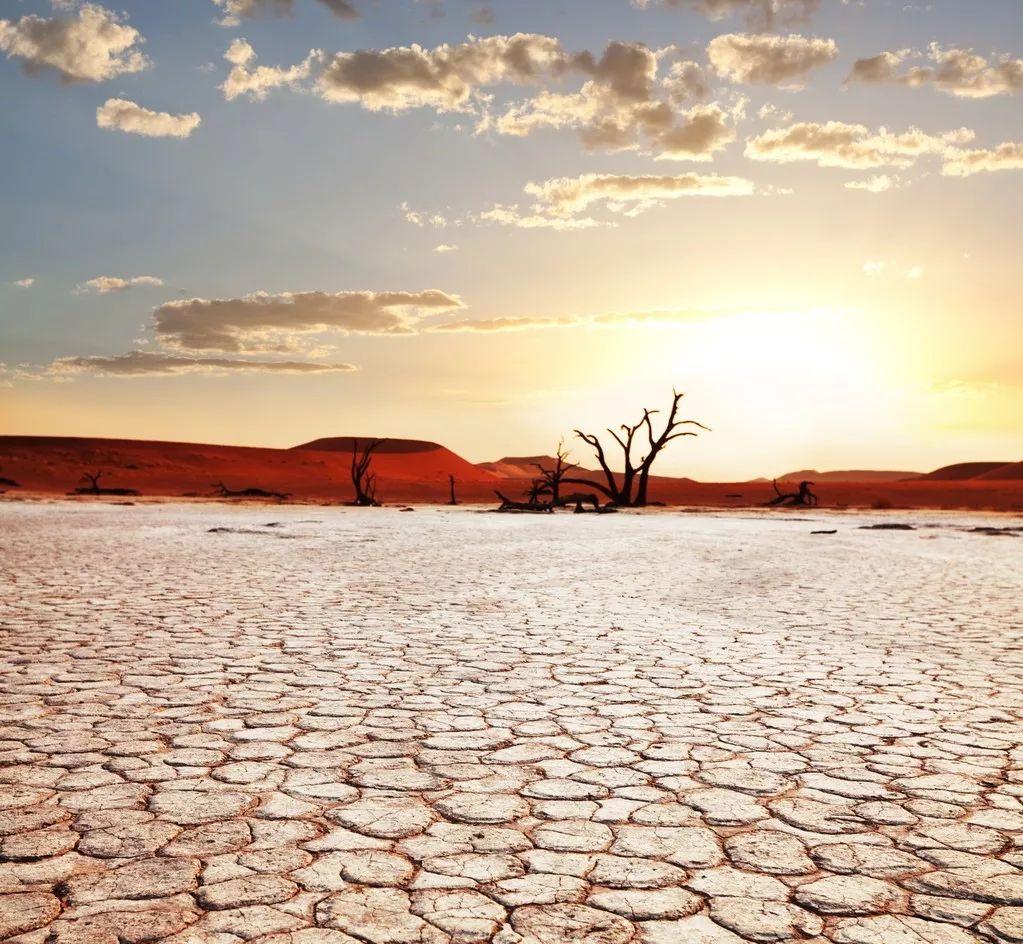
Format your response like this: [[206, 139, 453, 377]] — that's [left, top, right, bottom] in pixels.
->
[[49, 350, 357, 376], [154, 290, 465, 352]]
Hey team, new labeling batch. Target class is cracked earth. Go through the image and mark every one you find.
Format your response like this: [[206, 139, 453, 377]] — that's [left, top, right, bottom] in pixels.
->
[[2, 503, 1022, 944]]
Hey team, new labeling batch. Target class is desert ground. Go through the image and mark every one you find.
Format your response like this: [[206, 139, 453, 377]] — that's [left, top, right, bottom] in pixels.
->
[[3, 436, 1023, 511], [2, 503, 1022, 944]]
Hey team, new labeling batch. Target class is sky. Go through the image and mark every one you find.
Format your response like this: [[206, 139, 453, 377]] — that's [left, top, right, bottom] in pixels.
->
[[1, 0, 1021, 479]]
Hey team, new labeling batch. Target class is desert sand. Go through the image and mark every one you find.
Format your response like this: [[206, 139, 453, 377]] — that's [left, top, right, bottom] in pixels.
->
[[2, 435, 1022, 511], [1, 503, 1021, 943]]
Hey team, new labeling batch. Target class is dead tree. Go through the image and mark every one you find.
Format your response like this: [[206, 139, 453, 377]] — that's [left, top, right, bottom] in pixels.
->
[[765, 479, 819, 507], [72, 469, 141, 496], [562, 492, 601, 513], [80, 470, 104, 494], [494, 489, 553, 513], [447, 474, 458, 505], [532, 441, 577, 507], [350, 439, 383, 506], [563, 389, 708, 507], [0, 467, 20, 488], [212, 481, 288, 500]]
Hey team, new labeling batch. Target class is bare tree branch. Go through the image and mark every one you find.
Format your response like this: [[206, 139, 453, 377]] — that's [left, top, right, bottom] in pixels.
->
[[575, 389, 709, 506], [350, 438, 384, 506]]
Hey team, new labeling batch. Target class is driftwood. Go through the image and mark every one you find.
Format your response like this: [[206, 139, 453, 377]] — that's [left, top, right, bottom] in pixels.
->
[[765, 479, 818, 507], [72, 470, 140, 497], [494, 490, 553, 513], [559, 492, 602, 513], [212, 480, 288, 501]]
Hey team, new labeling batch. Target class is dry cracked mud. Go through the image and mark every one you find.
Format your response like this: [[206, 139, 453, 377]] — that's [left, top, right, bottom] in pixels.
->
[[1, 503, 1022, 943]]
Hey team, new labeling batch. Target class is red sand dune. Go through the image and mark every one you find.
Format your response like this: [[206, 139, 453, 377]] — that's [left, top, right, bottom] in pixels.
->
[[478, 455, 601, 478], [974, 462, 1023, 481], [292, 437, 493, 481], [1, 435, 1022, 510], [779, 469, 921, 482], [0, 436, 499, 503], [919, 461, 1015, 481]]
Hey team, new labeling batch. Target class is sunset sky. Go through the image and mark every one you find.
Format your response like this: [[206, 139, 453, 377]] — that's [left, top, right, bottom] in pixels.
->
[[1, 0, 1021, 479]]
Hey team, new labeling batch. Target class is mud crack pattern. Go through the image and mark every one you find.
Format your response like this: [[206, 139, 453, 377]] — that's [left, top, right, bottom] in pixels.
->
[[1, 503, 1022, 943]]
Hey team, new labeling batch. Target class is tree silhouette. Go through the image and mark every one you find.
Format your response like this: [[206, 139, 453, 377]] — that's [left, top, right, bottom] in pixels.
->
[[350, 438, 383, 506], [532, 441, 577, 506], [563, 389, 708, 507], [212, 480, 288, 500], [79, 470, 104, 494], [73, 469, 140, 497], [448, 474, 458, 505], [765, 479, 819, 507]]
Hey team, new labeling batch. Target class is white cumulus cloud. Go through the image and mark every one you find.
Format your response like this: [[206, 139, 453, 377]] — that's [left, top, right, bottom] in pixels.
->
[[708, 32, 837, 88], [78, 275, 164, 294], [0, 4, 148, 83], [97, 99, 201, 139]]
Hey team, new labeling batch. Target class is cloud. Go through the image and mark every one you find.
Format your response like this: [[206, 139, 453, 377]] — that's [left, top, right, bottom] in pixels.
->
[[0, 4, 148, 83], [433, 244, 458, 252], [476, 205, 606, 230], [49, 350, 357, 376], [491, 42, 735, 160], [431, 315, 582, 332], [745, 120, 974, 169], [844, 174, 901, 193], [633, 0, 820, 31], [410, 169, 757, 233], [212, 0, 358, 27], [402, 203, 450, 228], [154, 289, 465, 352], [316, 33, 575, 112], [96, 99, 201, 139], [430, 307, 726, 332], [11, 277, 35, 288], [757, 102, 793, 123], [222, 34, 736, 162], [654, 104, 738, 159], [663, 60, 711, 103], [941, 142, 1023, 177], [708, 32, 837, 87], [849, 44, 1023, 99], [78, 275, 164, 294], [525, 171, 756, 217], [497, 84, 735, 161], [862, 260, 924, 279], [221, 38, 322, 101]]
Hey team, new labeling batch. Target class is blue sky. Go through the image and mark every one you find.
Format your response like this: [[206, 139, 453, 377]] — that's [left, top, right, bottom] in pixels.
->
[[1, 0, 1021, 476]]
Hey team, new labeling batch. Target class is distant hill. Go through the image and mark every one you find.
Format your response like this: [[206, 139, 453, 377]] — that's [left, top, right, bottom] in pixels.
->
[[0, 435, 497, 501], [919, 462, 1015, 481], [975, 461, 1023, 481], [292, 436, 497, 482], [294, 437, 442, 455], [2, 436, 1021, 508], [779, 469, 921, 482], [477, 455, 601, 479]]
